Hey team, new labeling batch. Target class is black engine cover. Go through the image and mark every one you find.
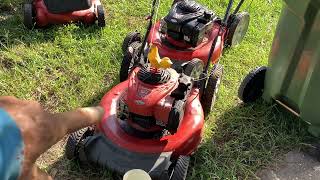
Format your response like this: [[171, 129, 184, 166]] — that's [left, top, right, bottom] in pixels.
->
[[164, 1, 216, 47]]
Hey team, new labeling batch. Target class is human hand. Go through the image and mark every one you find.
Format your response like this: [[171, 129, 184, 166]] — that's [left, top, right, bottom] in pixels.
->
[[0, 96, 104, 180]]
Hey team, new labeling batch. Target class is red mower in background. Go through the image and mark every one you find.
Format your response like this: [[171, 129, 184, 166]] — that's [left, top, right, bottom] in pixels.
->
[[23, 0, 106, 29], [121, 0, 250, 116], [65, 0, 248, 180]]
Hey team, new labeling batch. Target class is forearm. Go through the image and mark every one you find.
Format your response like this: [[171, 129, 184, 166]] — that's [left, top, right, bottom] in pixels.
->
[[0, 96, 103, 180]]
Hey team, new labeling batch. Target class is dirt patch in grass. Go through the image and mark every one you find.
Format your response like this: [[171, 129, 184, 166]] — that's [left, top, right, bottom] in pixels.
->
[[124, 16, 143, 30], [104, 73, 115, 85], [39, 91, 60, 111], [0, 56, 14, 69]]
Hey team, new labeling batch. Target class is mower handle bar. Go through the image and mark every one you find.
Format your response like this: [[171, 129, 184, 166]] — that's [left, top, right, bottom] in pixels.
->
[[137, 0, 159, 62], [201, 0, 245, 95], [222, 0, 234, 25], [205, 0, 245, 72], [205, 0, 234, 74], [233, 0, 245, 15]]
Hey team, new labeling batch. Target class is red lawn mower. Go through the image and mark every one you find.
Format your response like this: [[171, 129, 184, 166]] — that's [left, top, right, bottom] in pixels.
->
[[23, 0, 106, 29], [65, 0, 248, 179]]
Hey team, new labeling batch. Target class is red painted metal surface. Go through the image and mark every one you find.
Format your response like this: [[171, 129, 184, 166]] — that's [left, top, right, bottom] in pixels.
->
[[33, 0, 100, 27], [99, 69, 204, 156], [126, 68, 179, 120], [148, 21, 226, 65]]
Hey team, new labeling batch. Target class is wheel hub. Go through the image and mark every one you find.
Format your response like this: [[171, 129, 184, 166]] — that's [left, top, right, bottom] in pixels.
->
[[232, 13, 250, 46]]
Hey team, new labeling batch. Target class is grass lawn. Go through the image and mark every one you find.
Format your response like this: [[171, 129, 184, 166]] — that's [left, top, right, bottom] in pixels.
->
[[0, 0, 315, 179]]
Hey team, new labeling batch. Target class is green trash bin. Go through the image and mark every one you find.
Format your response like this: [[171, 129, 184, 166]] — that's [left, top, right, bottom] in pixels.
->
[[238, 0, 320, 137]]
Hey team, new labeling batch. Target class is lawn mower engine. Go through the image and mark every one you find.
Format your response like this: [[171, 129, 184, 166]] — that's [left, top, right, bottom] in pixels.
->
[[66, 65, 205, 180], [163, 0, 215, 47]]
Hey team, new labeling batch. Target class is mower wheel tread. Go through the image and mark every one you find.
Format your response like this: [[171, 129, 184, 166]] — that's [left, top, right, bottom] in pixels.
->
[[97, 5, 106, 27], [122, 32, 142, 53], [171, 156, 190, 180], [119, 51, 133, 82], [184, 58, 204, 79], [24, 3, 34, 29], [172, 0, 184, 6], [119, 41, 141, 82], [238, 66, 267, 103], [202, 64, 223, 117], [65, 127, 94, 160], [129, 41, 142, 51]]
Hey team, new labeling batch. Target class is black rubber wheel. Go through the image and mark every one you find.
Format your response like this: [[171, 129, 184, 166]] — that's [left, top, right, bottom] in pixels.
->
[[65, 127, 94, 160], [202, 64, 223, 117], [170, 156, 190, 180], [119, 41, 141, 82], [122, 32, 142, 53], [184, 58, 204, 79], [226, 12, 250, 47], [238, 66, 267, 103], [23, 3, 34, 29], [97, 5, 106, 27]]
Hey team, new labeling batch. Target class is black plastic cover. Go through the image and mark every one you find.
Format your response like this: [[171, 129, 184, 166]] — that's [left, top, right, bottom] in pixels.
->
[[44, 0, 92, 14], [167, 74, 192, 133], [170, 74, 192, 100], [167, 100, 185, 133]]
